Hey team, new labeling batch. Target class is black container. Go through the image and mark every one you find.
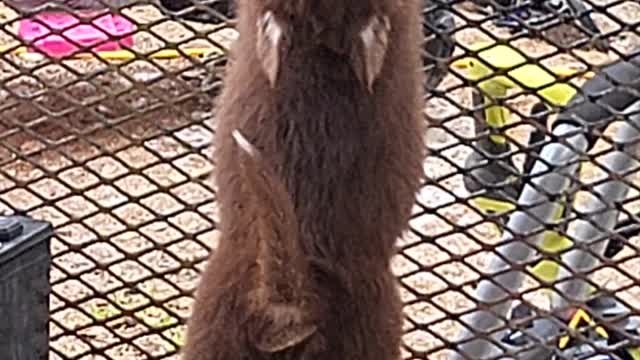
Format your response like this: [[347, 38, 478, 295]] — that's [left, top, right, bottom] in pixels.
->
[[0, 216, 53, 360]]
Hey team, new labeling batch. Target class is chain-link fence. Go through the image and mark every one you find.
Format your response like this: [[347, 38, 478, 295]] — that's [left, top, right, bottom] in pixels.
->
[[0, 0, 638, 358]]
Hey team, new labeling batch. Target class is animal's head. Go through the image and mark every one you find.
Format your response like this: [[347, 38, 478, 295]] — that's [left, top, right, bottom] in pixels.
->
[[248, 0, 393, 92]]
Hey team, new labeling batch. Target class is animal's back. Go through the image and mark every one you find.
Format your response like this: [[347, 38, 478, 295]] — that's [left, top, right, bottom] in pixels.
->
[[182, 0, 426, 359], [216, 0, 426, 259]]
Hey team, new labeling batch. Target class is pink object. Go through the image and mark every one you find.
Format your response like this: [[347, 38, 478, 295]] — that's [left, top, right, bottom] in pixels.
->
[[18, 11, 136, 58]]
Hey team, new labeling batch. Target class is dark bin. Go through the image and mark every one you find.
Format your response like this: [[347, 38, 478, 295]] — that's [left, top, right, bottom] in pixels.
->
[[0, 216, 53, 360]]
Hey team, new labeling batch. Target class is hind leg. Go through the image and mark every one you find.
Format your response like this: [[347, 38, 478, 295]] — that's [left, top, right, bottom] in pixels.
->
[[180, 296, 247, 360], [327, 273, 404, 360], [359, 279, 404, 360], [179, 262, 251, 360]]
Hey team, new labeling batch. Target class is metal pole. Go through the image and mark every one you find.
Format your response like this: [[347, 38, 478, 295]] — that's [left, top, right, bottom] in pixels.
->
[[452, 123, 589, 360], [552, 101, 640, 308]]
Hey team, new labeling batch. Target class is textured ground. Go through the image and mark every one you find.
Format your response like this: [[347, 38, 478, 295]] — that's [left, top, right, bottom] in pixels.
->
[[0, 0, 638, 358]]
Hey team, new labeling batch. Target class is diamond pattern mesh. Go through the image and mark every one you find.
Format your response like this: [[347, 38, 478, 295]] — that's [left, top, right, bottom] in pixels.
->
[[0, 0, 639, 358]]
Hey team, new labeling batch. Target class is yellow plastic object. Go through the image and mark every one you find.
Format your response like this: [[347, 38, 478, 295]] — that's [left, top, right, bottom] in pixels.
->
[[453, 42, 595, 144], [628, 347, 640, 360], [558, 308, 609, 350], [527, 202, 573, 283], [470, 196, 516, 214], [0, 45, 221, 61], [471, 196, 573, 283], [529, 231, 573, 283], [557, 307, 640, 357], [458, 42, 597, 283], [73, 47, 220, 60], [469, 197, 512, 236], [452, 42, 595, 107]]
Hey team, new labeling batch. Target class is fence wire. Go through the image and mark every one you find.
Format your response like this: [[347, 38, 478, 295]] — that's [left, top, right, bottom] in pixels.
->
[[0, 0, 638, 358]]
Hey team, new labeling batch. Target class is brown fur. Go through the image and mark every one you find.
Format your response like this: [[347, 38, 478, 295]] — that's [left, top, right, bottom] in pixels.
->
[[182, 0, 426, 359]]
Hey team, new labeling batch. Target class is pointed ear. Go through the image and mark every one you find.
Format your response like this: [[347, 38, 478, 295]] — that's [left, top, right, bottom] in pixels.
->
[[248, 303, 317, 353], [349, 15, 391, 93], [256, 11, 284, 87]]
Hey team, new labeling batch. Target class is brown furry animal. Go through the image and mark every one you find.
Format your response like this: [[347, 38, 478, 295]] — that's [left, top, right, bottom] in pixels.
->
[[181, 0, 426, 359]]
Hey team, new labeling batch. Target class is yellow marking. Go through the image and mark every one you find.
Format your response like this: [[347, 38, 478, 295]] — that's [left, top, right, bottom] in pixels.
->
[[558, 308, 609, 349], [529, 203, 572, 283], [529, 232, 573, 283], [452, 42, 595, 106], [0, 45, 221, 61], [474, 194, 573, 283], [628, 347, 640, 360], [470, 197, 516, 214]]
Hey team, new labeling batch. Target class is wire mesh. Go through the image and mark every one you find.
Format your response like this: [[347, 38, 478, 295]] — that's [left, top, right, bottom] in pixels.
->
[[0, 0, 638, 358]]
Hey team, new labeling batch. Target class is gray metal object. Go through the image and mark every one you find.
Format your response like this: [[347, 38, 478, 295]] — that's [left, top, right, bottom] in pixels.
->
[[475, 0, 608, 50], [552, 101, 640, 306], [423, 1, 456, 90], [0, 216, 53, 360], [496, 294, 640, 360], [463, 136, 521, 202], [499, 104, 640, 360], [452, 103, 640, 359], [452, 123, 589, 359]]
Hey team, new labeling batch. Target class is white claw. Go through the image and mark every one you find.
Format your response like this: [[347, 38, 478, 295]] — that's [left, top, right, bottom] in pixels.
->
[[232, 129, 257, 158], [256, 11, 284, 87]]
